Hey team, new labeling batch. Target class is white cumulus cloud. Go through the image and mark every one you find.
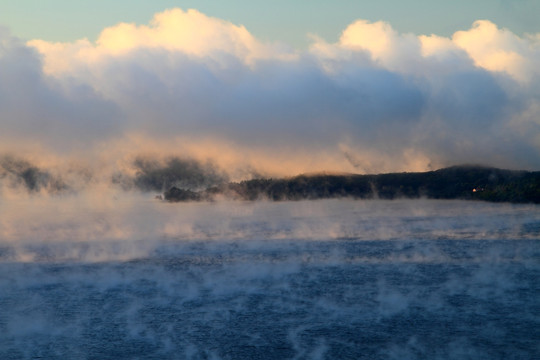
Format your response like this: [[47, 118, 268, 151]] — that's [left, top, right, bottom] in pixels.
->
[[0, 9, 538, 180]]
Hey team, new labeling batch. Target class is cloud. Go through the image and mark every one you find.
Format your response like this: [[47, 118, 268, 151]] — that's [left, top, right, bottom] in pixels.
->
[[452, 20, 540, 82], [0, 9, 539, 186], [0, 28, 121, 153], [0, 155, 66, 194], [335, 19, 422, 73], [28, 8, 293, 75]]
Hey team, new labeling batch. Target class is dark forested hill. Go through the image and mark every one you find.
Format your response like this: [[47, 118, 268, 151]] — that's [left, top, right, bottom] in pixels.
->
[[164, 165, 540, 204]]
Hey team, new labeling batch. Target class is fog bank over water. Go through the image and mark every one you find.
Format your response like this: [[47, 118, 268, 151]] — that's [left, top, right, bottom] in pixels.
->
[[0, 199, 538, 358], [1, 197, 538, 262]]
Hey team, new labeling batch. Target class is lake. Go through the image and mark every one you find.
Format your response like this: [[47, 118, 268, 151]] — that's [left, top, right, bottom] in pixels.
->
[[0, 198, 538, 359]]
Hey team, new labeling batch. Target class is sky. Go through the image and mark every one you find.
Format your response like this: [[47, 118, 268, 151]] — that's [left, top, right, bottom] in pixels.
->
[[2, 0, 540, 47], [1, 1, 540, 190]]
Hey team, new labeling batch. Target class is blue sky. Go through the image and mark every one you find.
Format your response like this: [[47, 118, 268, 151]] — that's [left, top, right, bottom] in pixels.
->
[[2, 0, 540, 47]]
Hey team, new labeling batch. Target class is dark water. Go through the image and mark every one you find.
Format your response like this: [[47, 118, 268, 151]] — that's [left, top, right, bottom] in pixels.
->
[[0, 199, 538, 359]]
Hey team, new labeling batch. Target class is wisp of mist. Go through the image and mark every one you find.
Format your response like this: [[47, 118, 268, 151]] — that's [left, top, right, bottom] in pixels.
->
[[0, 193, 538, 359]]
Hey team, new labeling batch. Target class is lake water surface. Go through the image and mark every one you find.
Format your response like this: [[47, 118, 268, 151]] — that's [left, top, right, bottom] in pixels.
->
[[1, 199, 538, 359]]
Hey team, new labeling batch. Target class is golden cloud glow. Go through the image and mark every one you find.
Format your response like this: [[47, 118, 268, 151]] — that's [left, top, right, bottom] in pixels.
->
[[29, 8, 295, 76], [97, 9, 258, 57], [339, 20, 394, 58], [29, 9, 540, 83], [452, 20, 536, 81]]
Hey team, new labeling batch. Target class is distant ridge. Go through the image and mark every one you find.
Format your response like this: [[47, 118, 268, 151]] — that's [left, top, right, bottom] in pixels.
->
[[164, 165, 540, 204]]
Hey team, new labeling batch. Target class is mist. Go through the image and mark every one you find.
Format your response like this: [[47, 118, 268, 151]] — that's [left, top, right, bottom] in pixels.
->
[[1, 195, 537, 262], [1, 10, 539, 177], [1, 198, 538, 358], [1, 9, 539, 358]]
